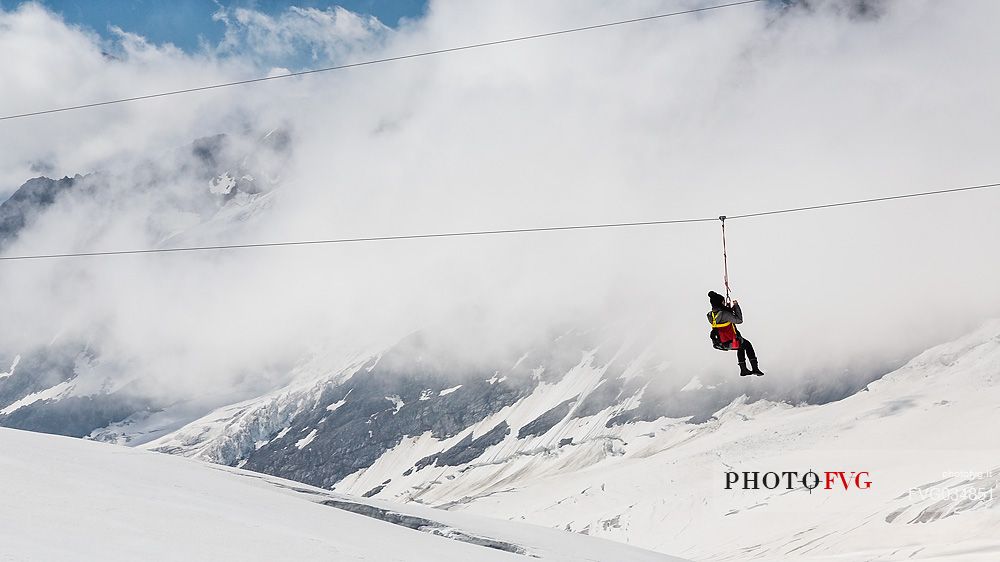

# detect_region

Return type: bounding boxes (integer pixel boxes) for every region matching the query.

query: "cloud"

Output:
[0,3,251,191]
[212,5,388,67]
[0,0,998,415]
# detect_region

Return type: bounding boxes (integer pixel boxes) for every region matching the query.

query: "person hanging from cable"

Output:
[707,291,763,376]
[709,217,763,376]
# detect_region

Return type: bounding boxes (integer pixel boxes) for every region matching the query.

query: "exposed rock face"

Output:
[235,332,601,489]
[416,421,511,471]
[2,392,153,438]
[518,400,574,439]
[0,347,78,412]
[0,175,81,248]
[142,328,674,498]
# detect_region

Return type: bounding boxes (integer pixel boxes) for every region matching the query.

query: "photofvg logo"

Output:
[725,470,871,493]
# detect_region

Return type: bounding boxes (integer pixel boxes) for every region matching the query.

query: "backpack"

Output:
[709,310,741,351]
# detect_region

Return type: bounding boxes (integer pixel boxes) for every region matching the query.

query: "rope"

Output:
[0,216,717,262]
[720,216,731,304]
[725,182,1000,220]
[0,0,765,123]
[0,180,995,263]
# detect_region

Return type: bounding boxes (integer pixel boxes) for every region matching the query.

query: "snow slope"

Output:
[0,427,681,562]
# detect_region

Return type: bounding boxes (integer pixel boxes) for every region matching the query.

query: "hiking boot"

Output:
[750,362,764,376]
[738,362,753,377]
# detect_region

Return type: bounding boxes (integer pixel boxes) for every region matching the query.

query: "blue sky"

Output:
[3,0,427,50]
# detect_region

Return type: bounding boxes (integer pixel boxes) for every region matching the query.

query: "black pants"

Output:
[737,337,758,366]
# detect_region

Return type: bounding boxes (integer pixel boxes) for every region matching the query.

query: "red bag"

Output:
[710,312,740,351]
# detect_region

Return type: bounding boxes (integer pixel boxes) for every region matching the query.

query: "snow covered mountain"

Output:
[0,130,289,442]
[0,427,680,561]
[144,329,659,487]
[144,321,1000,560]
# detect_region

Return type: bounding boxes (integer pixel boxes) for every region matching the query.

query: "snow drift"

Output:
[0,426,681,561]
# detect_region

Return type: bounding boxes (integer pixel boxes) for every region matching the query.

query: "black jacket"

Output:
[707,302,743,326]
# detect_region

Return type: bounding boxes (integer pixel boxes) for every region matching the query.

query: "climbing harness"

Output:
[710,310,740,351]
